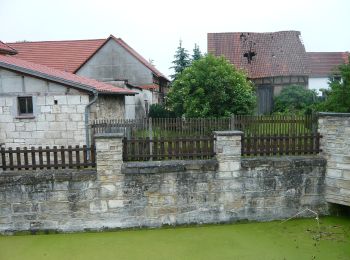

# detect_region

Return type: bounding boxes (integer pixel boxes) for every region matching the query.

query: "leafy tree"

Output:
[166,54,256,117]
[170,40,191,81]
[192,44,202,61]
[273,85,319,115]
[318,56,350,112]
[148,104,176,118]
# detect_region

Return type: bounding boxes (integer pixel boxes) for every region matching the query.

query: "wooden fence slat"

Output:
[31,147,36,170]
[46,146,51,169]
[1,147,6,170]
[16,147,21,170]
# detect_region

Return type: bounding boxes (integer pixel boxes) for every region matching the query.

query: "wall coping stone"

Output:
[122,159,218,174]
[318,112,350,117]
[94,133,124,139]
[241,156,326,169]
[0,169,96,185]
[213,131,244,136]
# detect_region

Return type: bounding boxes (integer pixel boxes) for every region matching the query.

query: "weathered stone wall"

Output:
[0,68,89,147]
[0,132,328,233]
[318,112,350,206]
[89,95,125,120]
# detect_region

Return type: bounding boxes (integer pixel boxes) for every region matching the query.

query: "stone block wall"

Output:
[318,112,350,206]
[0,68,88,147]
[0,132,328,233]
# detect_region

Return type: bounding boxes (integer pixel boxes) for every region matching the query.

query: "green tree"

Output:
[170,40,191,81]
[167,54,256,117]
[192,44,202,61]
[273,85,319,115]
[319,56,350,112]
[148,104,176,118]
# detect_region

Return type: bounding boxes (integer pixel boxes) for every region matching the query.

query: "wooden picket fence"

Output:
[241,133,322,156]
[0,145,96,171]
[233,114,317,136]
[91,114,317,139]
[122,136,216,161]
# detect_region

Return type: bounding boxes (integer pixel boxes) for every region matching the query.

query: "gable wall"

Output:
[0,68,89,147]
[76,40,154,86]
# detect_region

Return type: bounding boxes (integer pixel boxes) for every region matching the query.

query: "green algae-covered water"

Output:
[0,217,349,260]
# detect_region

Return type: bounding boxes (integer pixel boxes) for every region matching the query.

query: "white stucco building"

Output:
[307,52,349,95]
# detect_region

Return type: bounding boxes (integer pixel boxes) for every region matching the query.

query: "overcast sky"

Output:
[1,0,349,78]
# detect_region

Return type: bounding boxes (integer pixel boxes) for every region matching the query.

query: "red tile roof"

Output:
[0,55,135,95]
[7,35,168,80]
[8,39,105,73]
[0,41,17,55]
[208,31,309,79]
[307,52,349,77]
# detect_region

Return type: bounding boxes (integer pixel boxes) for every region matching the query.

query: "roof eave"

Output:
[0,61,97,94]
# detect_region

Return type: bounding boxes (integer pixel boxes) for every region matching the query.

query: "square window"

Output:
[18,96,33,115]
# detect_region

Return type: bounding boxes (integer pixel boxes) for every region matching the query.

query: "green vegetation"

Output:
[148,104,176,118]
[167,54,256,118]
[170,40,191,81]
[1,217,349,260]
[273,85,319,115]
[318,56,350,112]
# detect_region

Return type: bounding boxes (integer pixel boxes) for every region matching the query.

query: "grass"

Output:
[0,216,349,260]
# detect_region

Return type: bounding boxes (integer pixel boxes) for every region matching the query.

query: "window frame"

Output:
[16,96,35,119]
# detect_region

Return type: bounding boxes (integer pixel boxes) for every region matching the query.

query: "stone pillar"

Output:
[318,112,350,206]
[92,133,124,213]
[213,131,243,175]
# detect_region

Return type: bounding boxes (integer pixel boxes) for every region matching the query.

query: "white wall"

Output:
[309,77,329,95]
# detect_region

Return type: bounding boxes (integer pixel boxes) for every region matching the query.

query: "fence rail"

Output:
[123,136,215,161]
[241,133,322,156]
[0,145,96,171]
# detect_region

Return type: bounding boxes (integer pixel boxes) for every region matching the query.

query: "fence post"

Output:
[149,117,153,161]
[213,131,243,173]
[93,133,124,213]
[230,115,235,130]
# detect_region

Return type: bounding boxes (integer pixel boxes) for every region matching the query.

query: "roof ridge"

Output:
[7,38,106,44]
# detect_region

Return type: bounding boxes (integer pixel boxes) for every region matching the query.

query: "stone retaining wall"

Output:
[0,132,328,233]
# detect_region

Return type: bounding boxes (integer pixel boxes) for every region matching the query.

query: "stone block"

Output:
[108,200,123,208]
[12,203,32,213]
[40,105,51,113]
[53,95,67,105]
[67,96,81,105]
[90,200,108,213]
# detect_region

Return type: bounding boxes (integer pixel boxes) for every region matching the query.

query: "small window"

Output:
[18,96,33,115]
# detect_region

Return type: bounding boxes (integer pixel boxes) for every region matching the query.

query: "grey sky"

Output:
[1,0,349,78]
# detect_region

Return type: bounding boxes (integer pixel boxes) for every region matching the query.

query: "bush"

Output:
[167,54,256,117]
[273,85,319,115]
[148,104,176,118]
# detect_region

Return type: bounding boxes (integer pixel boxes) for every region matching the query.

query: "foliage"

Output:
[318,56,350,112]
[148,104,176,118]
[166,54,256,118]
[192,44,202,62]
[273,85,319,115]
[170,40,191,81]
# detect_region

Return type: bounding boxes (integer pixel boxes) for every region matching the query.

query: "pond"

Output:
[0,216,349,260]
